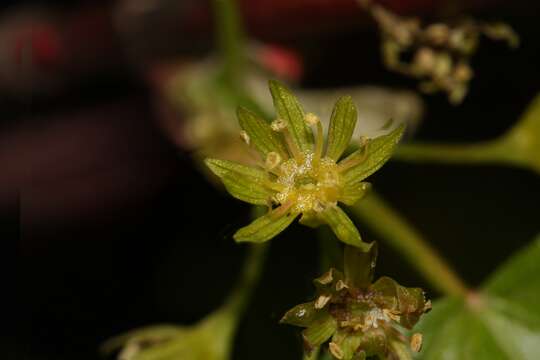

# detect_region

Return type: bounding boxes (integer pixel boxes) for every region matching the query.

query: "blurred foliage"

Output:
[396,93,540,175]
[415,235,540,359]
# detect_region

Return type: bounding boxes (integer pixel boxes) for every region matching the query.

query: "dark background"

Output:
[6,0,540,359]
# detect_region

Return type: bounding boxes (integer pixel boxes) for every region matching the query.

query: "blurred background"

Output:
[7,0,540,359]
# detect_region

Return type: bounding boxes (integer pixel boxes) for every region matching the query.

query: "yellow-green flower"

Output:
[205,80,404,250]
[281,245,431,360]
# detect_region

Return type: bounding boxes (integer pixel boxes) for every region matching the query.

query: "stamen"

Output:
[305,113,324,168]
[262,179,286,192]
[313,200,326,213]
[337,140,371,172]
[265,152,282,171]
[304,112,319,126]
[410,333,423,352]
[271,119,287,131]
[239,130,250,145]
[270,200,294,219]
[329,342,344,359]
[271,119,304,163]
[314,294,331,309]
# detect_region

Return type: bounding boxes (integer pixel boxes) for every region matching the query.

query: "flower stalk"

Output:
[212,0,246,85]
[349,190,468,297]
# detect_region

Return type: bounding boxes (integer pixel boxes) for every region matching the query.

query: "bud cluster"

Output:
[359,0,518,104]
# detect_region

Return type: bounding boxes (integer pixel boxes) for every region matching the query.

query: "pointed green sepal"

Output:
[237,106,288,158]
[358,328,388,357]
[344,244,378,289]
[233,211,298,243]
[331,330,362,360]
[319,206,371,251]
[281,302,319,327]
[339,182,371,206]
[341,125,405,184]
[299,212,325,228]
[205,158,274,205]
[371,276,426,329]
[389,340,413,360]
[302,312,338,349]
[326,96,358,161]
[268,80,314,152]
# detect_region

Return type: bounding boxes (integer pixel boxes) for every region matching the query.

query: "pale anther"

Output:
[271,119,287,132]
[265,152,282,170]
[239,130,250,145]
[304,112,320,126]
[410,333,423,352]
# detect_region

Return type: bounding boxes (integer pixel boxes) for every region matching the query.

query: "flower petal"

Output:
[269,80,314,153]
[319,206,372,252]
[233,211,298,243]
[281,302,319,327]
[339,182,371,206]
[326,96,358,161]
[340,125,405,184]
[205,158,275,205]
[302,311,338,349]
[237,106,288,158]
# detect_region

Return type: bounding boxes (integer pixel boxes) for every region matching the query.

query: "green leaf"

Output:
[339,182,371,206]
[483,234,540,317]
[268,80,314,153]
[344,244,377,289]
[237,106,288,158]
[281,302,319,327]
[341,125,405,184]
[326,96,358,161]
[415,235,540,360]
[318,206,371,252]
[233,211,298,243]
[205,158,274,205]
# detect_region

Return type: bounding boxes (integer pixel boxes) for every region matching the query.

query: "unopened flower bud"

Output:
[425,23,450,45]
[433,53,452,78]
[414,47,436,75]
[454,62,473,82]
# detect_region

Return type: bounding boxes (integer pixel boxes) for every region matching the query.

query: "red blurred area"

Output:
[1,101,179,239]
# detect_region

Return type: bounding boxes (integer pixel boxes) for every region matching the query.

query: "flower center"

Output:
[273,152,342,213]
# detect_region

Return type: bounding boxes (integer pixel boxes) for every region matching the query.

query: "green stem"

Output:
[350,191,468,297]
[394,140,508,165]
[212,0,246,85]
